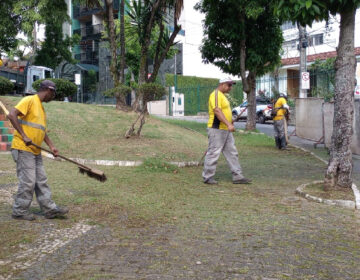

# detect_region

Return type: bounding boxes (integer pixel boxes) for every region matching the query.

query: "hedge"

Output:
[32,78,77,101]
[165,74,219,88]
[0,76,14,95]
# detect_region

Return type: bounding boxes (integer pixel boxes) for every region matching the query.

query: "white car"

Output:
[232,98,273,124]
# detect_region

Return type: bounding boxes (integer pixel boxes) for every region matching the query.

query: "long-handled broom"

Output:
[31,143,107,182]
[0,101,107,182]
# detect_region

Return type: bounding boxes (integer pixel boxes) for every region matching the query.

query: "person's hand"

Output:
[23,135,32,146]
[227,123,235,132]
[51,147,59,157]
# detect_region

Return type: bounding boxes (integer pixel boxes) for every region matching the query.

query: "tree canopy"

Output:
[196,0,283,130]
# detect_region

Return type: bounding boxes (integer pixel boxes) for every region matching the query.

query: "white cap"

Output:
[280,92,287,97]
[219,77,236,84]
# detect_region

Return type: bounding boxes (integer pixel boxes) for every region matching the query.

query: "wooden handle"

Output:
[31,143,91,171]
[0,101,10,115]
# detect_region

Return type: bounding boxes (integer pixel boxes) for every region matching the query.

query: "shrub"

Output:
[0,77,14,95]
[32,78,77,101]
[138,83,166,104]
[104,84,132,109]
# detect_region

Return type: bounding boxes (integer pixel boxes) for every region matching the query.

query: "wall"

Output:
[296,98,360,155]
[295,98,324,141]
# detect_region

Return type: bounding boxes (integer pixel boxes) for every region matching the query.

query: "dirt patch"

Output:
[305,183,355,201]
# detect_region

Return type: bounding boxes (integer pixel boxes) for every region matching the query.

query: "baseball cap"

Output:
[219,77,236,85]
[40,80,56,92]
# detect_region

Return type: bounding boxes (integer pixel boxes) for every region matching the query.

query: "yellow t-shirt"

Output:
[207,90,232,130]
[273,97,287,121]
[11,95,47,155]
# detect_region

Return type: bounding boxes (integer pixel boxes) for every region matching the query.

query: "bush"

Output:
[138,83,166,104]
[32,78,77,101]
[104,84,132,109]
[0,77,14,95]
[165,74,219,88]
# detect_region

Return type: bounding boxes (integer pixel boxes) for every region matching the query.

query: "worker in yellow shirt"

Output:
[8,80,69,221]
[202,77,251,185]
[273,93,290,150]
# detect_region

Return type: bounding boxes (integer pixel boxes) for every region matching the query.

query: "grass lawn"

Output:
[1,97,360,279]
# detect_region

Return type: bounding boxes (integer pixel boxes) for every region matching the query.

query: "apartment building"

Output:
[257,11,360,98]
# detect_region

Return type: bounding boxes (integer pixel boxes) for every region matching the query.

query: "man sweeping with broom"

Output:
[7,80,69,221]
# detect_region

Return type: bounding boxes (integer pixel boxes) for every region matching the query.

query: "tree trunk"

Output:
[105,0,119,87]
[245,72,257,131]
[119,0,125,84]
[324,9,356,189]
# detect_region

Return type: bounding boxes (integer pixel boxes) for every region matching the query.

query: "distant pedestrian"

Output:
[8,80,69,221]
[273,93,290,150]
[202,77,251,185]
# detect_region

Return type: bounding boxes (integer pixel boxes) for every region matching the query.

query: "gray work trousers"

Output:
[274,119,285,138]
[202,128,244,182]
[12,149,57,216]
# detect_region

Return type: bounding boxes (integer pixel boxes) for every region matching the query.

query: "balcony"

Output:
[73,24,104,38]
[73,5,102,19]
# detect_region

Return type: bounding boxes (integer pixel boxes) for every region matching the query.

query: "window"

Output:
[33,75,40,82]
[45,70,51,78]
[309,34,324,46]
[281,21,296,31]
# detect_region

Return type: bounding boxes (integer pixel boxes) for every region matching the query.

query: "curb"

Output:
[41,152,201,168]
[291,144,360,210]
[296,181,356,209]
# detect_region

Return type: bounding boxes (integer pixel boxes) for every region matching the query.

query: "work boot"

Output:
[12,213,36,221]
[45,206,69,219]
[233,178,252,184]
[204,178,218,185]
[275,137,281,149]
[280,136,289,150]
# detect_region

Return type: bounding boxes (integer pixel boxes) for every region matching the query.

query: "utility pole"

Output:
[298,23,308,98]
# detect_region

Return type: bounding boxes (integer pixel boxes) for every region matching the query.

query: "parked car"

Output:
[232,97,273,124]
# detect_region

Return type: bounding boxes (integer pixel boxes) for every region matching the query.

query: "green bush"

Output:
[104,84,132,108]
[138,83,166,104]
[0,76,14,95]
[32,78,77,101]
[165,74,219,88]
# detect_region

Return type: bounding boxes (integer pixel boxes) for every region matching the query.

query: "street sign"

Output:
[301,72,310,90]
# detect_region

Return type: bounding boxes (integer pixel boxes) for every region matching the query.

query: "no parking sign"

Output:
[301,72,310,90]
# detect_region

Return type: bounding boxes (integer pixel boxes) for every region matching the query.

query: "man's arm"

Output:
[7,108,32,145]
[44,134,59,156]
[214,107,235,132]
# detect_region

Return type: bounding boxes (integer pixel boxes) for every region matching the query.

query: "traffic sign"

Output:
[301,72,310,90]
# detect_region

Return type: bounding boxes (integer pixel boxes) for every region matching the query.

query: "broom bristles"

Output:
[78,167,107,182]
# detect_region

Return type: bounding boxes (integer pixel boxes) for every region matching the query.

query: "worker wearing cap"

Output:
[273,92,290,149]
[202,77,251,185]
[8,80,69,221]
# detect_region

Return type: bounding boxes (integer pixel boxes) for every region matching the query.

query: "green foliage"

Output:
[0,0,20,53]
[274,0,360,26]
[165,74,219,88]
[32,78,77,100]
[12,0,79,69]
[136,157,178,173]
[196,0,283,77]
[138,83,166,103]
[104,84,132,98]
[0,77,14,95]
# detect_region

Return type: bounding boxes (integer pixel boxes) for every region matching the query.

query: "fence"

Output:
[173,84,244,116]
